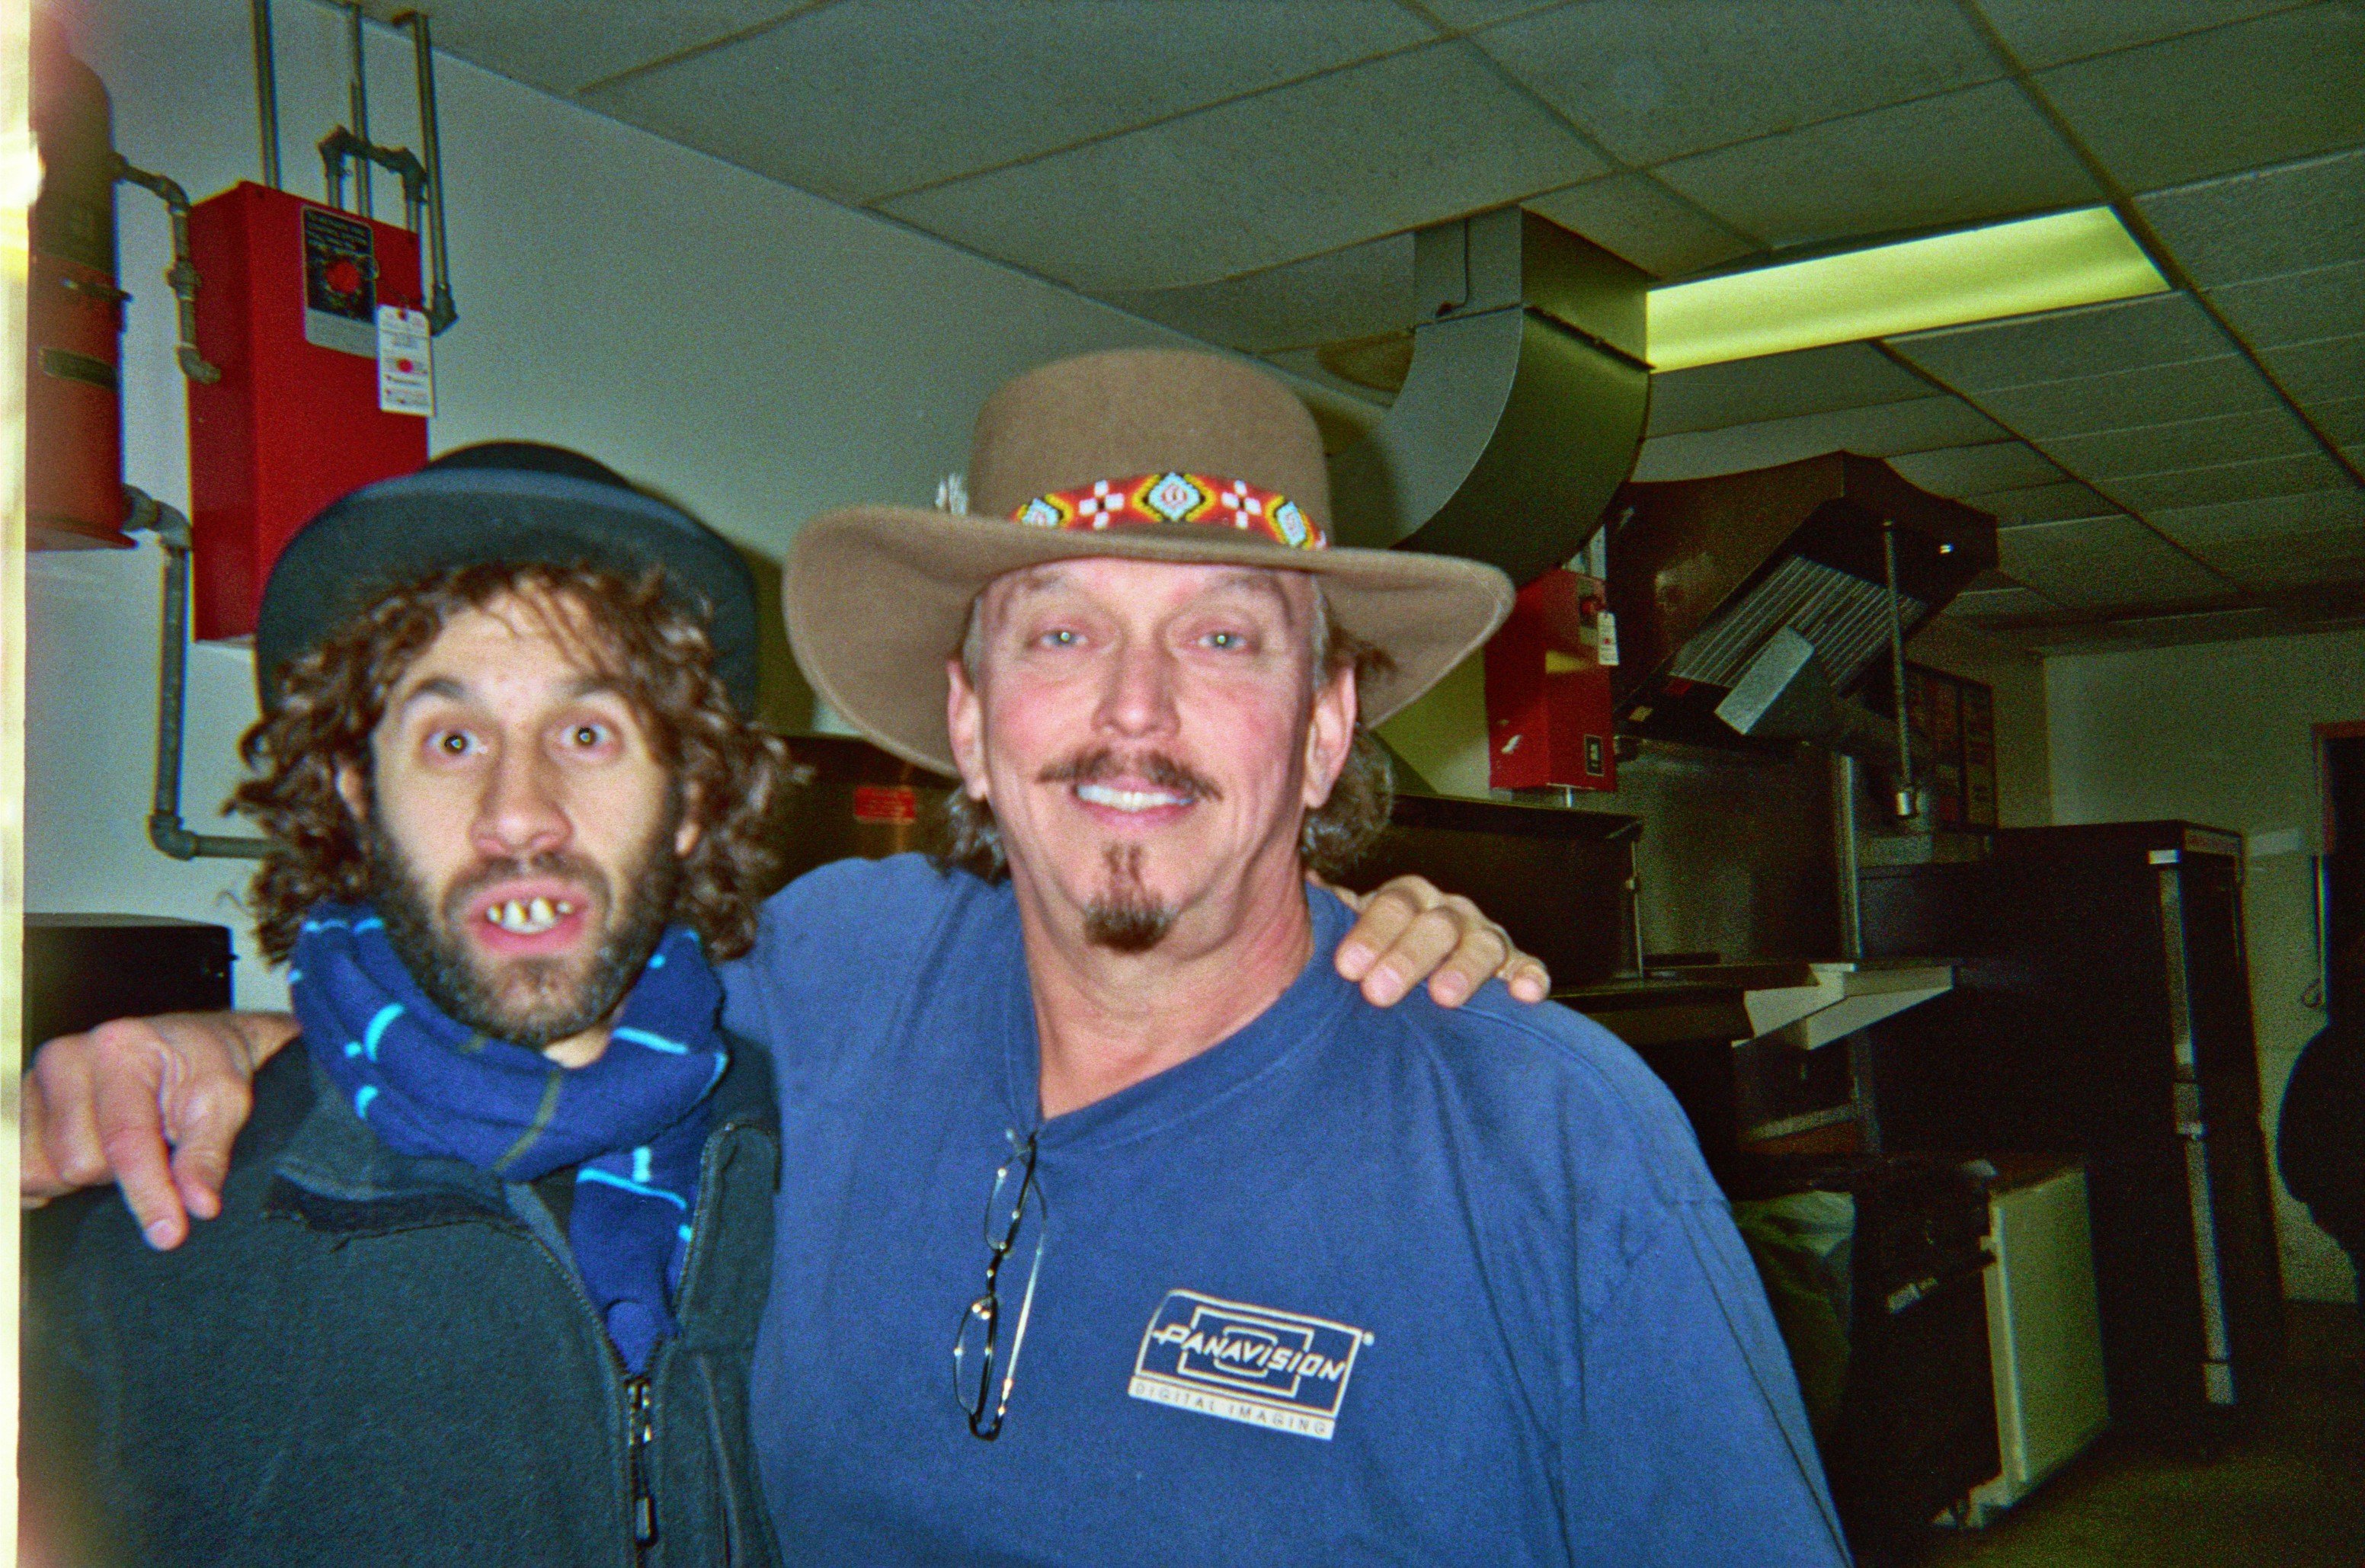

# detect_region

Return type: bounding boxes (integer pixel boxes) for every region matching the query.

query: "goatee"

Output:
[1083,843,1176,954]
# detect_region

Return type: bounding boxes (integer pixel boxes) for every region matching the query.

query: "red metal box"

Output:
[186,181,427,641]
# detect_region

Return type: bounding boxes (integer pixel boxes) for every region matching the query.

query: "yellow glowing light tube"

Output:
[1645,206,2168,372]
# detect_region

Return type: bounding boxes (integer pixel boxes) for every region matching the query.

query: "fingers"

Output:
[1334,876,1437,999]
[91,1047,189,1250]
[165,1072,253,1223]
[1420,894,1511,1009]
[1499,953,1552,1004]
[19,1013,272,1250]
[1334,875,1554,1009]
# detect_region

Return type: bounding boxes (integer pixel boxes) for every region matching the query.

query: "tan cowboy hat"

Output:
[784,348,1514,776]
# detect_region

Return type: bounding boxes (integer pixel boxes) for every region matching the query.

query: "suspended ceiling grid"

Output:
[374,0,2365,651]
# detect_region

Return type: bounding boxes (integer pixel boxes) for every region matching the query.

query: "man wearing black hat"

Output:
[22,444,797,1566]
[21,440,1527,1567]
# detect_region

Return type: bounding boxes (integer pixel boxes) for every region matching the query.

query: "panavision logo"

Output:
[1128,1289,1371,1441]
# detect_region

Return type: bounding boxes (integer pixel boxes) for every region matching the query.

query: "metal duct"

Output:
[1327,206,1652,586]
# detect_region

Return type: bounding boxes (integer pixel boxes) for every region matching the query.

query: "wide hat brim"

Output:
[785,504,1513,777]
[256,466,760,715]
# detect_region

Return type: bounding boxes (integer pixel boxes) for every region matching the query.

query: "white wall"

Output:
[2047,626,2365,1301]
[27,0,1206,1008]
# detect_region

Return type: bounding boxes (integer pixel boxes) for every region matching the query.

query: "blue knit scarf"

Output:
[290,901,726,1372]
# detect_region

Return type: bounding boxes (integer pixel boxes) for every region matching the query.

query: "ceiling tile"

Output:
[1887,292,2229,393]
[2139,143,2365,285]
[1966,480,2124,524]
[1424,0,1568,27]
[2035,4,2365,192]
[1645,344,1935,434]
[2148,485,2365,548]
[2101,450,2354,510]
[2311,395,2365,444]
[1996,514,2232,606]
[1973,0,2310,69]
[2198,522,2365,588]
[1967,354,2283,437]
[1104,235,1413,354]
[1522,174,1759,279]
[1886,440,2067,495]
[2032,405,2322,477]
[1631,395,2004,481]
[880,41,1607,292]
[1653,82,2100,249]
[1944,584,2063,620]
[1470,0,1996,166]
[2260,331,2365,402]
[359,1,805,98]
[2207,260,2365,348]
[2017,608,2272,649]
[584,0,1431,206]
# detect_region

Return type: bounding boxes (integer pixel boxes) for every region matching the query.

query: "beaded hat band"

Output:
[1012,471,1324,551]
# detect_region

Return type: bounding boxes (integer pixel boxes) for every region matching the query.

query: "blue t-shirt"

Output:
[722,856,1848,1566]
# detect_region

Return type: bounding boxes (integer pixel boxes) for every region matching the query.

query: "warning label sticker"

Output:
[377,306,434,418]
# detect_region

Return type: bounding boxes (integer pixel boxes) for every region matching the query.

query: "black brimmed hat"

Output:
[254,443,759,715]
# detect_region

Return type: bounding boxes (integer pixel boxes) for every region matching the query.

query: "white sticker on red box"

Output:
[377,306,434,418]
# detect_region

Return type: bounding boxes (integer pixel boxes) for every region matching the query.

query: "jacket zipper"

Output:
[626,1371,659,1560]
[510,1115,763,1566]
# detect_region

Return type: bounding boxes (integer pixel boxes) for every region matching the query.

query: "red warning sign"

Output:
[852,785,920,825]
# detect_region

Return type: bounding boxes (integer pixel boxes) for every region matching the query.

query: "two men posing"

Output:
[26,351,1848,1564]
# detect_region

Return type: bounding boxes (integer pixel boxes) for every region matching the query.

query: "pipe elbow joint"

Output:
[147,814,200,862]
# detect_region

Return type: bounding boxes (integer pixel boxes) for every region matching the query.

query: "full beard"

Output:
[365,814,686,1050]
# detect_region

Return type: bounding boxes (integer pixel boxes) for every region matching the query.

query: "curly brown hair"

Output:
[937,596,1396,882]
[234,561,791,965]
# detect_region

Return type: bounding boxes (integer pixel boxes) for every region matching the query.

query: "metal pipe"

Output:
[250,0,281,187]
[111,159,222,385]
[1833,753,1864,959]
[1881,520,1915,818]
[121,491,272,862]
[347,2,372,218]
[400,11,458,334]
[317,130,427,225]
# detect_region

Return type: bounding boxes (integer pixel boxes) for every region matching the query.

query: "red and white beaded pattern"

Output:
[1011,472,1323,550]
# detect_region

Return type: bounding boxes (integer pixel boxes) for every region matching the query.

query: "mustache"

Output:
[1037,748,1223,802]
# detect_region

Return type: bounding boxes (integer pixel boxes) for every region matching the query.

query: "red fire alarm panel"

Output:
[186,181,429,641]
[1485,568,1618,793]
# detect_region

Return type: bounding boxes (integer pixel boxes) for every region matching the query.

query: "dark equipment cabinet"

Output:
[1730,1154,2001,1557]
[21,914,234,1061]
[1859,821,2284,1441]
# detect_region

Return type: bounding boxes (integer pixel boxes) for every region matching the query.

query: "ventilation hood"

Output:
[1326,207,1653,586]
[1317,213,1994,767]
[1602,453,1999,754]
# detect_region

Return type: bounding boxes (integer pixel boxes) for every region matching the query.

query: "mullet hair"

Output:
[936,586,1395,882]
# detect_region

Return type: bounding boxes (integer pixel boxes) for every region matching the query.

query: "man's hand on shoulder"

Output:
[22,1011,299,1250]
[1325,873,1552,1008]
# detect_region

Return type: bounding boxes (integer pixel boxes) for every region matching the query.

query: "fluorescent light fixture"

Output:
[1644,206,2168,372]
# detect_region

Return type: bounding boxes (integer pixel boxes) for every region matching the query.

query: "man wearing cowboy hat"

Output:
[725,348,1849,1563]
[26,349,1838,1563]
[20,434,1526,1566]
